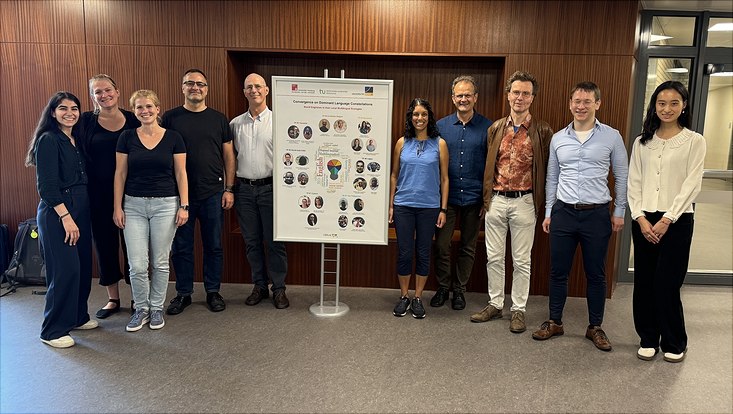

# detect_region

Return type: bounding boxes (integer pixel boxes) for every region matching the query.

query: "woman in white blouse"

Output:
[627,81,705,363]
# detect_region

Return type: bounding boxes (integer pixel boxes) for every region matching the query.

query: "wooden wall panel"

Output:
[0,0,640,298]
[0,43,88,228]
[0,0,85,44]
[83,0,227,47]
[84,45,229,113]
[226,51,505,139]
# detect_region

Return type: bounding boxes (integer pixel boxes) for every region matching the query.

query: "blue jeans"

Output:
[171,191,224,295]
[548,201,611,326]
[123,195,178,312]
[234,182,287,292]
[393,205,440,276]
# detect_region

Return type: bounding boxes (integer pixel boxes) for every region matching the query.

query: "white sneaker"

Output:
[663,351,686,363]
[74,319,99,330]
[637,347,657,361]
[41,335,75,348]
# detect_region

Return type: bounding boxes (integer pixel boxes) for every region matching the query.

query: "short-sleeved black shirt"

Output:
[116,129,186,197]
[74,110,140,187]
[161,106,231,201]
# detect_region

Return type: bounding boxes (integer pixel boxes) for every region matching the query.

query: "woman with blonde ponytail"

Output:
[74,74,140,319]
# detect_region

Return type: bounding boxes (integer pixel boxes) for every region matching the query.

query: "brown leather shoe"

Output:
[532,320,564,340]
[470,304,502,323]
[509,311,526,333]
[585,326,612,351]
[273,290,290,309]
[245,287,268,306]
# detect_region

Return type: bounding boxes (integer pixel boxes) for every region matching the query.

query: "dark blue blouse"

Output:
[35,130,88,207]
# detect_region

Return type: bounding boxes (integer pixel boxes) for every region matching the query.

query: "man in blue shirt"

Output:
[532,81,628,351]
[431,75,491,310]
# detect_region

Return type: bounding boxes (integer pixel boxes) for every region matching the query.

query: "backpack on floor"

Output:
[0,224,10,275]
[2,219,46,288]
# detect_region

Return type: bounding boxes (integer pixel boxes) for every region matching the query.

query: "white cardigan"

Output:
[627,128,706,222]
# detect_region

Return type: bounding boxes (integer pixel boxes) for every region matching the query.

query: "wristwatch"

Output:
[440,208,448,214]
[224,185,234,193]
[179,205,189,211]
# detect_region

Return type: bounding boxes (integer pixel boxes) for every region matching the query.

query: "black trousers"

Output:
[548,201,611,326]
[632,211,694,354]
[89,182,129,286]
[38,186,93,340]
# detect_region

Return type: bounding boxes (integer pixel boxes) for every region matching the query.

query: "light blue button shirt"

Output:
[545,119,628,218]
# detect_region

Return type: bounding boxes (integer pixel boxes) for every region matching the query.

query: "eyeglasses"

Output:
[453,94,475,100]
[510,91,533,98]
[183,81,208,88]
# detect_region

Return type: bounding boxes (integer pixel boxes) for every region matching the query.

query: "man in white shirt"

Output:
[230,73,289,309]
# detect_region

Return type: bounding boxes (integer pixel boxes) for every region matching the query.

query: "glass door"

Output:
[621,11,733,285]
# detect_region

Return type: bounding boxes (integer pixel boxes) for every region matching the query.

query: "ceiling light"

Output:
[711,72,733,77]
[666,68,689,73]
[650,34,673,42]
[709,23,733,31]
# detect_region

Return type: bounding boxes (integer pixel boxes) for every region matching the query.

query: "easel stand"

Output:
[309,243,349,317]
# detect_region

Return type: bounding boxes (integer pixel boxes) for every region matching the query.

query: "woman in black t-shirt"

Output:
[113,89,189,332]
[75,74,140,319]
[26,91,96,348]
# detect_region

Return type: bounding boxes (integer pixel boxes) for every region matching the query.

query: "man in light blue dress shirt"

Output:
[532,81,628,352]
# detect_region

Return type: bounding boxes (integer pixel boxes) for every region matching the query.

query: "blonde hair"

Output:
[88,74,118,114]
[129,90,162,124]
[129,89,161,109]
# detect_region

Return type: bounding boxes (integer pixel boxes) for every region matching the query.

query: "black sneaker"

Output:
[411,297,426,319]
[393,296,411,317]
[166,295,192,315]
[206,292,226,312]
[430,287,449,307]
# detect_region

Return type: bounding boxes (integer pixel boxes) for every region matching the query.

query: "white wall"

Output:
[703,85,733,170]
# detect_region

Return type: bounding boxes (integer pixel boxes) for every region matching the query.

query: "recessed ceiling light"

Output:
[666,68,689,73]
[650,34,673,42]
[709,23,733,32]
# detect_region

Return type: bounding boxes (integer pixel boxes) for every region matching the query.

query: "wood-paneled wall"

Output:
[0,0,640,298]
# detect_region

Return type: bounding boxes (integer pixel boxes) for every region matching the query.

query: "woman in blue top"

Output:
[113,90,189,332]
[389,98,449,319]
[26,91,97,348]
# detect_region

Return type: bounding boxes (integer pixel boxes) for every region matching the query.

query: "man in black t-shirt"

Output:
[162,68,236,315]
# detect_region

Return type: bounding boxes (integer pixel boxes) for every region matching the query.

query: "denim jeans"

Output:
[123,195,178,312]
[548,201,611,326]
[393,205,440,276]
[485,194,536,312]
[171,191,224,296]
[234,182,287,292]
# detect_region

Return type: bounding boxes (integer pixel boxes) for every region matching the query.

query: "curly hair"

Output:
[404,98,440,139]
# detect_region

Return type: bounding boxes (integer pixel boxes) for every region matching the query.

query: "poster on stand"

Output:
[272,76,393,245]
